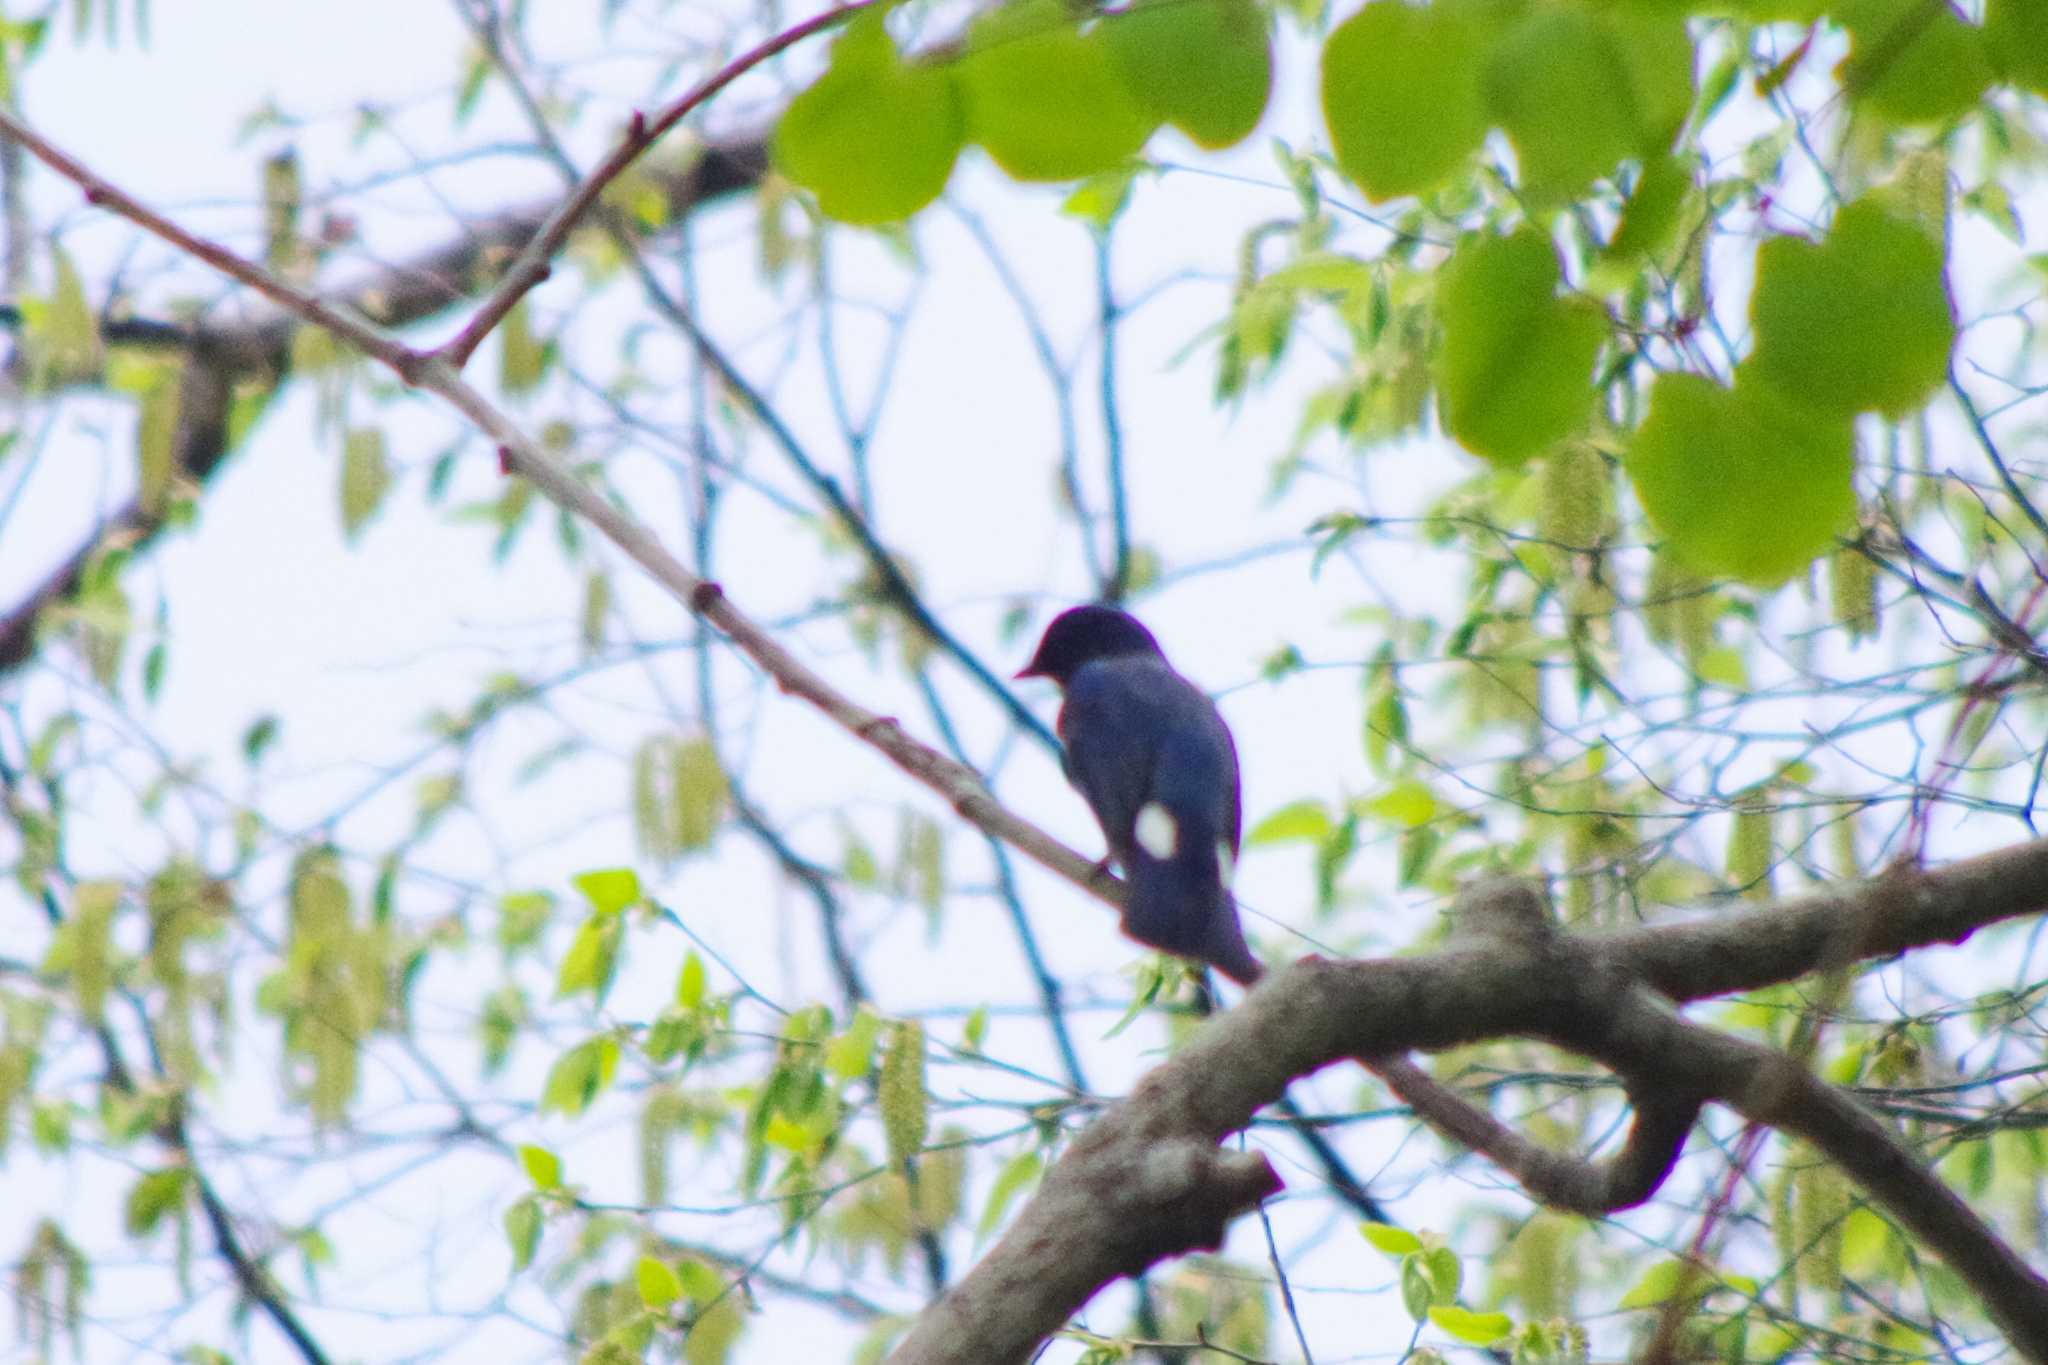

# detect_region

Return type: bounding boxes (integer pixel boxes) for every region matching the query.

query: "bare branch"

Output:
[1369,1055,1701,1216]
[1603,840,2048,1003]
[890,855,2048,1365]
[0,130,772,674]
[0,105,418,373]
[431,2,865,370]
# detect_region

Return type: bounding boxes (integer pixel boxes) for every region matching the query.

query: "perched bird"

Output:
[1016,605,1262,985]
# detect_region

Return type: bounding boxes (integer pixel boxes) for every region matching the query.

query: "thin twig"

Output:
[431,1,867,370]
[0,105,418,374]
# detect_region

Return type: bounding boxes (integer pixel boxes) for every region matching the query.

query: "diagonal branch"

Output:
[431,2,865,370]
[890,871,2048,1365]
[0,130,773,674]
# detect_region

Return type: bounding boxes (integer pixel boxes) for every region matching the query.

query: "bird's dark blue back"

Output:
[1058,656,1240,857]
[1056,654,1257,983]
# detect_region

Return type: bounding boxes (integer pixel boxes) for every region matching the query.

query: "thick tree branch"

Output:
[890,860,2048,1363]
[1362,881,1704,1216]
[1597,988,2048,1359]
[1602,840,2048,1002]
[1369,1054,1700,1216]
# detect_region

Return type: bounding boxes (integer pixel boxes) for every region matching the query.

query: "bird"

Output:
[1015,604,1262,985]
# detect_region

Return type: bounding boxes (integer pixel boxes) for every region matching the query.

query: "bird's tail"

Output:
[1123,807,1262,985]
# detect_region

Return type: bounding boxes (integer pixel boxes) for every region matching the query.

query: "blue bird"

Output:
[1016,605,1262,985]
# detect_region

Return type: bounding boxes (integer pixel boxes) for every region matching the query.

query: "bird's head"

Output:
[1015,605,1164,685]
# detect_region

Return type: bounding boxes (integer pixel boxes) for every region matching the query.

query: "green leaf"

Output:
[1421,1244,1462,1302]
[826,1008,883,1079]
[555,911,623,1002]
[1429,1305,1513,1345]
[676,1258,724,1303]
[1986,0,2048,94]
[1061,166,1139,229]
[1103,0,1270,149]
[672,737,728,851]
[879,1020,928,1166]
[1605,153,1690,263]
[1626,371,1856,585]
[43,881,118,1023]
[1618,1257,1712,1309]
[28,713,80,777]
[499,298,547,396]
[1830,544,1879,641]
[636,1255,684,1311]
[1749,198,1955,418]
[1540,442,1609,550]
[503,1194,542,1272]
[676,950,708,1011]
[1840,1206,1897,1275]
[340,426,392,539]
[1875,147,1951,248]
[414,772,462,833]
[1434,231,1604,466]
[541,1035,620,1117]
[30,1101,72,1152]
[1400,1254,1436,1321]
[124,1167,191,1238]
[977,1151,1043,1240]
[519,1143,563,1190]
[1321,0,1489,202]
[573,867,642,915]
[1840,0,1992,123]
[33,245,101,381]
[903,816,944,920]
[1696,645,1747,688]
[1484,8,1689,197]
[581,571,610,654]
[957,0,1156,182]
[1363,779,1441,829]
[775,12,964,223]
[263,150,301,272]
[684,1291,746,1365]
[135,367,181,517]
[1360,1221,1423,1256]
[1728,796,1774,896]
[1261,251,1373,295]
[1246,799,1332,846]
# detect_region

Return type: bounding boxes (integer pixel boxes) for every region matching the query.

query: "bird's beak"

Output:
[1013,665,1041,681]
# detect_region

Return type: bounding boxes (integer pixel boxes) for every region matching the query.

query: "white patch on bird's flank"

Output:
[1135,802,1179,860]
[1217,841,1236,888]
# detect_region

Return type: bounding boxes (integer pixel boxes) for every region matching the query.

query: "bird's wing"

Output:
[1063,657,1241,855]
[1058,660,1171,854]
[1149,698,1239,857]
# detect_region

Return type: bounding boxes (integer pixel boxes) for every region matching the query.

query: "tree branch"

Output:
[2,759,334,1365]
[0,128,773,674]
[431,2,864,370]
[889,864,2048,1365]
[1369,1054,1700,1216]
